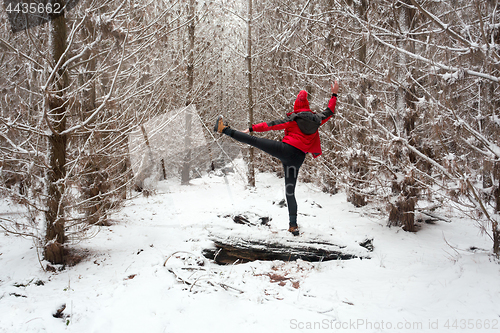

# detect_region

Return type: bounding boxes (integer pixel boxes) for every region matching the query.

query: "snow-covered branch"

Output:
[370,32,500,83]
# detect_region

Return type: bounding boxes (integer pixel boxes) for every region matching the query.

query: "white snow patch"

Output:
[0,167,499,333]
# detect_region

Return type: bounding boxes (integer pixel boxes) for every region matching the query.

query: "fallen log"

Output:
[203,232,373,264]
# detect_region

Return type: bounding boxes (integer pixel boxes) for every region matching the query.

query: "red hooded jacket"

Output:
[250,90,337,158]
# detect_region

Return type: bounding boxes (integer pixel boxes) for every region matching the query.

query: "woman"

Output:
[214,81,339,235]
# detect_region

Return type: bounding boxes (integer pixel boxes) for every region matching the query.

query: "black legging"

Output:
[223,128,306,227]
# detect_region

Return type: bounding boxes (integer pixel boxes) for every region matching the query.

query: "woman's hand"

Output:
[242,128,250,134]
[331,81,339,95]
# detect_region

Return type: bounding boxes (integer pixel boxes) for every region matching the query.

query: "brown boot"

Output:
[288,226,299,236]
[214,115,228,134]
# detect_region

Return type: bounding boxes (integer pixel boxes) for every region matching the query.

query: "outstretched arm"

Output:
[242,119,291,133]
[318,81,339,123]
[242,115,295,133]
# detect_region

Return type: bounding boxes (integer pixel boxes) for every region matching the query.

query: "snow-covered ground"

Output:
[1,163,499,333]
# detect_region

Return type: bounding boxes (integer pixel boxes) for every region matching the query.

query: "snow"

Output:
[493,114,500,127]
[1,163,499,333]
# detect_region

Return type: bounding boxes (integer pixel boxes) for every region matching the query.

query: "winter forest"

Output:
[1,0,499,261]
[1,0,500,330]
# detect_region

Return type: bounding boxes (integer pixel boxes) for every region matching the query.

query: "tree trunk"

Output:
[493,221,500,256]
[347,0,369,207]
[494,161,500,255]
[389,172,418,232]
[391,0,419,232]
[495,161,500,213]
[79,15,103,225]
[246,0,256,187]
[44,3,68,264]
[181,0,196,185]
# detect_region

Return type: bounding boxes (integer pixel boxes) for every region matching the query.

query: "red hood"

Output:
[292,90,311,113]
